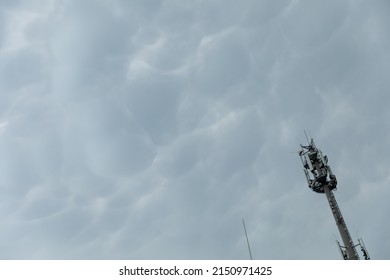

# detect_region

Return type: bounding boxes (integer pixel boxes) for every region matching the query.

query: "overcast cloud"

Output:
[0,0,389,259]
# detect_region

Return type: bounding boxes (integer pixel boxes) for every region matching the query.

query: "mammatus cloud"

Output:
[0,0,389,259]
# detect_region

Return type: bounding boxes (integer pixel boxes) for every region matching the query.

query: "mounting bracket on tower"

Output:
[299,138,337,193]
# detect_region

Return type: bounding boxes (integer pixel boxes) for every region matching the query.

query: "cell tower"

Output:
[298,138,370,260]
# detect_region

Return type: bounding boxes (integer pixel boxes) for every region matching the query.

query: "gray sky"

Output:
[0,0,389,259]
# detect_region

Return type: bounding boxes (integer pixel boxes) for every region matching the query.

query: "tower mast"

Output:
[298,138,369,260]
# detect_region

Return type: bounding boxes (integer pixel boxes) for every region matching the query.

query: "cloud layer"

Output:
[0,0,389,259]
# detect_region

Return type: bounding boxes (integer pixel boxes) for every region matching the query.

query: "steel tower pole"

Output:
[298,138,369,260]
[323,185,359,260]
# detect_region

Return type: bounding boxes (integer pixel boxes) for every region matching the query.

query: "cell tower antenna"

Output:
[298,138,369,260]
[304,129,310,145]
[242,218,253,260]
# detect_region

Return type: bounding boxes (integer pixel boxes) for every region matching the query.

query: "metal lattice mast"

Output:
[298,138,369,260]
[323,185,358,259]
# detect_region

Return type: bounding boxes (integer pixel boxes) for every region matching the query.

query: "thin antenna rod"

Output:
[242,218,253,260]
[304,129,310,144]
